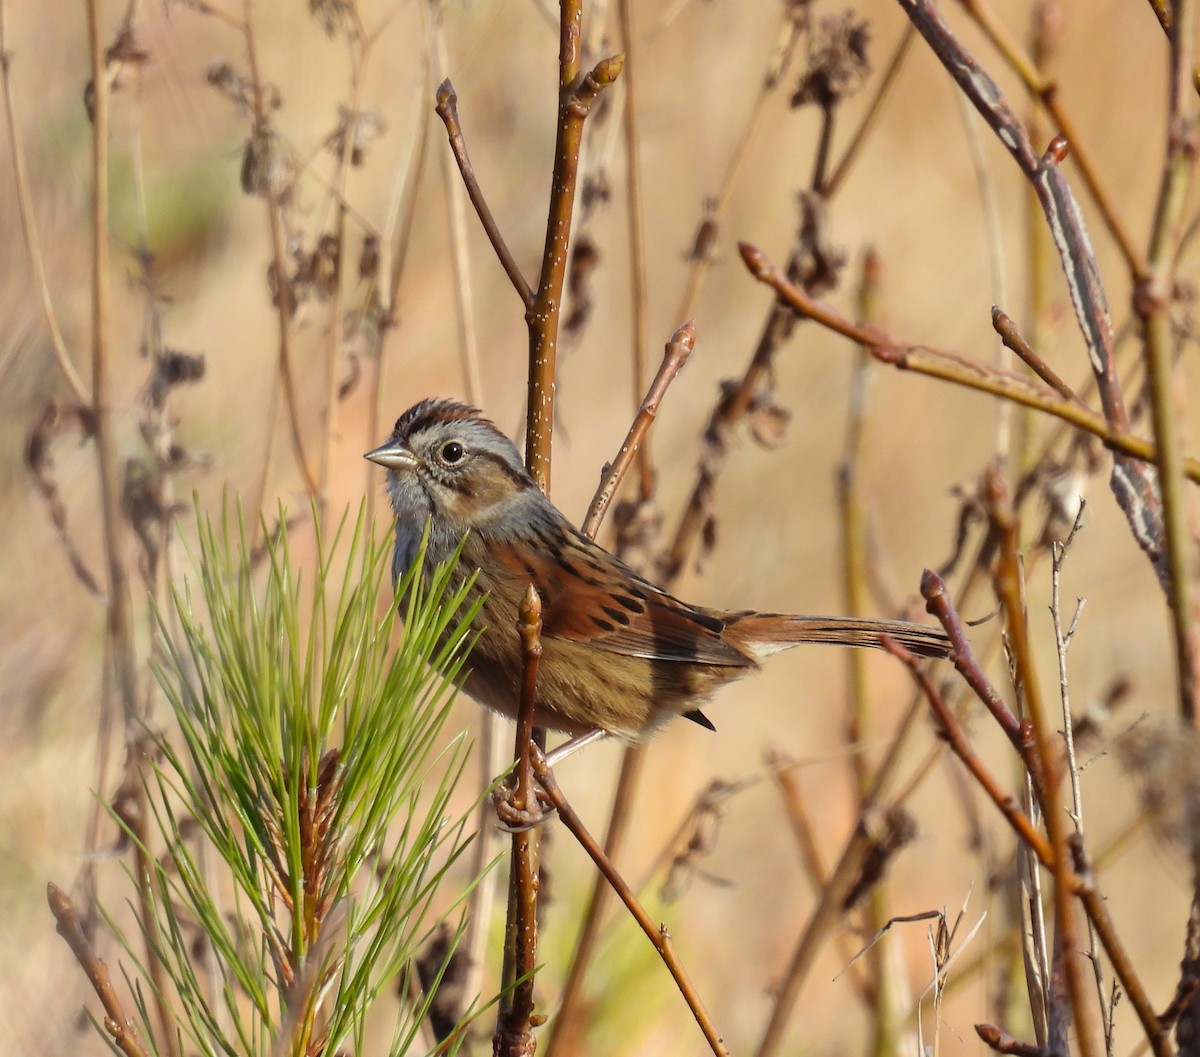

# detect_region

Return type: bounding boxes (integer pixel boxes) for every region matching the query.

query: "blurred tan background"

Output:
[0,0,1190,1054]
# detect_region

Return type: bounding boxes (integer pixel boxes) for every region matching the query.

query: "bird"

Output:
[366,398,951,740]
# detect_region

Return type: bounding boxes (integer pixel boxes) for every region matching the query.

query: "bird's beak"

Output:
[364,439,418,471]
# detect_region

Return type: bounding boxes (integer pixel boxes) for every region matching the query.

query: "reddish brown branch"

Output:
[524,51,623,492]
[881,636,1051,863]
[919,569,1024,749]
[494,586,545,1057]
[737,241,1200,484]
[895,0,1167,596]
[434,79,533,309]
[48,883,151,1057]
[976,1023,1056,1057]
[582,322,696,537]
[530,747,730,1057]
[893,583,1171,1057]
[991,307,1080,404]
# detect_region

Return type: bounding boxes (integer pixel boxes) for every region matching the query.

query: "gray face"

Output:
[366,399,535,581]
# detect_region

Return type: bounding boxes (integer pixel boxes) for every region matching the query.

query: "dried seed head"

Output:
[791,13,872,110]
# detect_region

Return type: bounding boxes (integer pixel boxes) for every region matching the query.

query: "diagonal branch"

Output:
[531,746,730,1057]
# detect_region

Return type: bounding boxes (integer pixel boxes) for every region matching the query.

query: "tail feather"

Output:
[726,613,952,662]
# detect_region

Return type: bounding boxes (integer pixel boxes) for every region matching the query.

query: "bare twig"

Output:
[840,247,896,1051]
[672,3,806,325]
[368,30,434,525]
[48,883,150,1057]
[992,307,1080,404]
[0,0,90,404]
[825,24,916,196]
[767,751,874,1007]
[1051,508,1113,1046]
[957,0,1149,282]
[754,689,934,1057]
[897,0,1168,607]
[531,747,730,1057]
[1138,0,1200,721]
[541,744,647,1057]
[976,1022,1055,1057]
[906,582,1172,1057]
[241,1,318,498]
[615,0,653,500]
[738,242,1200,484]
[434,79,533,309]
[987,469,1098,1057]
[582,322,695,536]
[317,25,375,533]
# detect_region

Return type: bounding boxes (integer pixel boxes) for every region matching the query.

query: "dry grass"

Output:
[2,0,1197,1055]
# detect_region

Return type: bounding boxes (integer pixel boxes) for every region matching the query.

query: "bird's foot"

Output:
[492,774,555,832]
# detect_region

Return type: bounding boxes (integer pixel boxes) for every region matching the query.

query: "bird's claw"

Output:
[492,775,555,832]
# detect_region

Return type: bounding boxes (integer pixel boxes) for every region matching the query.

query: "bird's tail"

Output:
[726,612,952,661]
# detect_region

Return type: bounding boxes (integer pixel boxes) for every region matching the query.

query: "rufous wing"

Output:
[493,530,752,668]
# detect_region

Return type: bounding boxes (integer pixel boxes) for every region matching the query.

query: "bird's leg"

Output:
[545,727,611,766]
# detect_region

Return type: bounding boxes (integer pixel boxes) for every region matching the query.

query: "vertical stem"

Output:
[524,0,588,490]
[989,471,1098,1057]
[1143,0,1200,722]
[86,0,136,727]
[84,7,178,1055]
[243,0,318,500]
[616,0,652,500]
[840,250,894,1056]
[495,587,544,1056]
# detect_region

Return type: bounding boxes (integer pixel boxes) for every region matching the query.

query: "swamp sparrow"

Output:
[366,399,951,740]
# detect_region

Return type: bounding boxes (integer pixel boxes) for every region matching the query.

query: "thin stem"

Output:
[825,24,915,196]
[434,79,533,309]
[616,0,653,500]
[673,5,805,325]
[755,686,931,1057]
[317,29,372,533]
[1052,513,1113,1045]
[582,322,695,537]
[85,7,179,1053]
[840,250,894,1051]
[432,83,484,408]
[48,884,150,1057]
[531,748,730,1057]
[912,577,1171,1057]
[1141,0,1200,721]
[956,89,1012,462]
[767,752,875,1007]
[659,300,796,585]
[86,0,136,729]
[992,307,1079,402]
[958,0,1148,282]
[243,0,318,497]
[369,40,434,526]
[738,242,1200,483]
[0,0,89,403]
[541,744,648,1057]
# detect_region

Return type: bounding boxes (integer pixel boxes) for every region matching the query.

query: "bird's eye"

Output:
[441,441,465,464]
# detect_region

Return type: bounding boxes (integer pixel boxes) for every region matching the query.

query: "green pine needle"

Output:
[105,500,489,1057]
